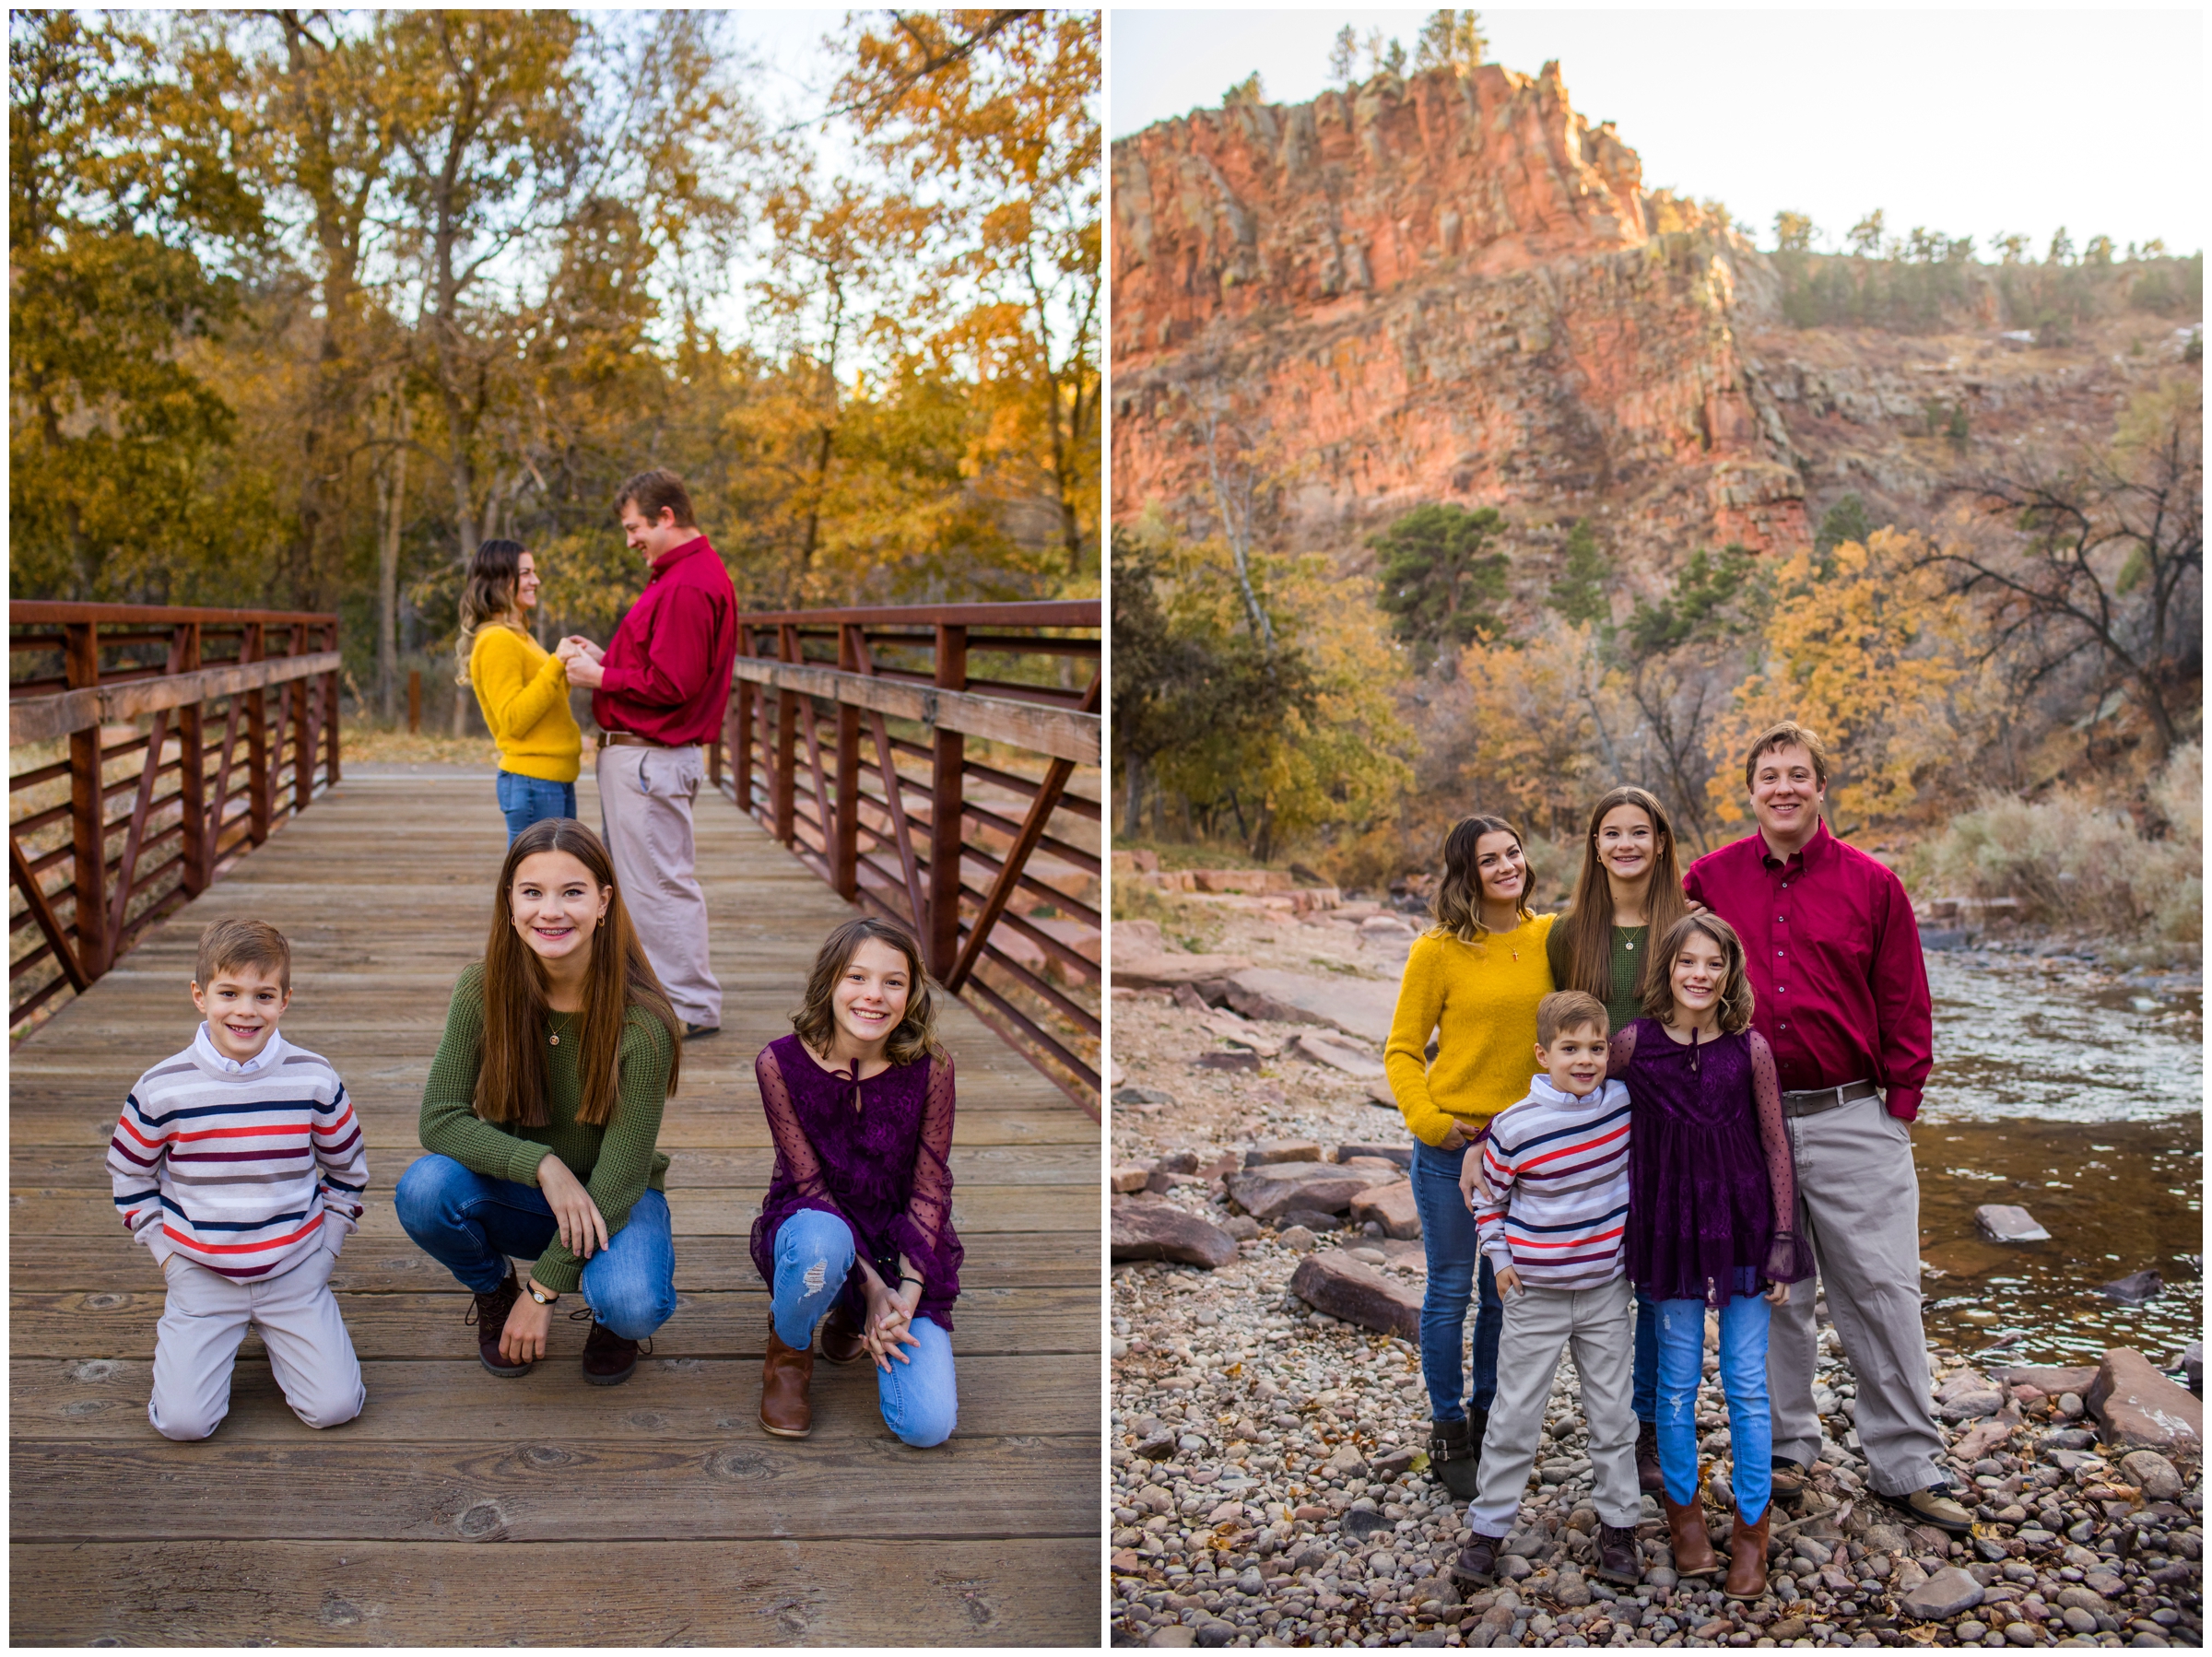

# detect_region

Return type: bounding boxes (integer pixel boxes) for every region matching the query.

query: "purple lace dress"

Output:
[747,1034,963,1331]
[1612,1017,1815,1307]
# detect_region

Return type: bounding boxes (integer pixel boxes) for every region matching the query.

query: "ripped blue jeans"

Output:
[1654,1292,1773,1520]
[771,1208,958,1448]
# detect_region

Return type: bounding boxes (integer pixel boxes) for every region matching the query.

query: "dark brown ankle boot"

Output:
[818,1300,866,1366]
[1723,1503,1771,1600]
[1635,1419,1665,1493]
[578,1311,644,1386]
[1661,1487,1720,1578]
[759,1328,815,1438]
[465,1270,531,1378]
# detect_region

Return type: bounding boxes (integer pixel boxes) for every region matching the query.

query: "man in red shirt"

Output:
[558,469,737,1035]
[1683,721,1970,1536]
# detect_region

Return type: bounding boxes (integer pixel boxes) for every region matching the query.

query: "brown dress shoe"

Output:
[1661,1487,1720,1578]
[466,1270,531,1377]
[1448,1533,1504,1587]
[818,1301,866,1366]
[1723,1503,1772,1600]
[759,1327,815,1438]
[1635,1419,1665,1494]
[1594,1522,1643,1586]
[579,1312,645,1386]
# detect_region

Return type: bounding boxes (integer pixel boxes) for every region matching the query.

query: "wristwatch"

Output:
[527,1280,559,1305]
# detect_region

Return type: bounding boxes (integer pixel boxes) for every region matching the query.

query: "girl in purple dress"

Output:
[1611,912,1813,1601]
[749,917,961,1446]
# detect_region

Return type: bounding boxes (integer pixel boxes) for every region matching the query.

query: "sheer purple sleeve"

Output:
[1606,1022,1639,1079]
[756,1045,849,1225]
[888,1053,958,1294]
[1747,1030,1815,1283]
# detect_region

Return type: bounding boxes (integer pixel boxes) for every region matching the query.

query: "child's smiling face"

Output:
[1670,930,1731,1021]
[1535,1022,1608,1098]
[192,965,290,1064]
[832,936,912,1052]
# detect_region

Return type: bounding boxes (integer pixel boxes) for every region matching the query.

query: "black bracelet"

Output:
[899,1274,924,1289]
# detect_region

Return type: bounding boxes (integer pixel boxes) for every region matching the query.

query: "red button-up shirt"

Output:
[591,536,738,747]
[1683,819,1934,1122]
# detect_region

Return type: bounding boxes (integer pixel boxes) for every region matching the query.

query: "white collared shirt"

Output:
[194,1022,289,1075]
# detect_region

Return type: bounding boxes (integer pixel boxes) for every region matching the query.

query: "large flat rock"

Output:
[1225,1162,1394,1224]
[1290,1251,1421,1341]
[1111,1198,1238,1269]
[2086,1347,2204,1451]
[1349,1180,1421,1240]
[1226,968,1399,1044]
[1112,951,1255,988]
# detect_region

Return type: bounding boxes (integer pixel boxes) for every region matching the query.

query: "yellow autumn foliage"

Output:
[1455,618,1633,840]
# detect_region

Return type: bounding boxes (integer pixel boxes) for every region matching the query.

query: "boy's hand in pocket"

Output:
[1495,1263,1524,1299]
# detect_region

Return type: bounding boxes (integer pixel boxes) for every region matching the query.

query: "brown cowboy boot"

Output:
[759,1327,815,1438]
[1723,1503,1772,1601]
[818,1300,866,1366]
[1661,1487,1720,1578]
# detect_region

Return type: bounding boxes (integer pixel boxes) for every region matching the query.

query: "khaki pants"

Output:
[1469,1273,1639,1534]
[1766,1094,1944,1497]
[596,743,721,1028]
[150,1240,363,1440]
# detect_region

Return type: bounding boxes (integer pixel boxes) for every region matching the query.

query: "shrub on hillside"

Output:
[1915,745,2201,943]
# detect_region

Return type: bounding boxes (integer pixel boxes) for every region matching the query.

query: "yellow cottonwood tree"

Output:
[1707,529,1976,829]
[1454,619,1634,840]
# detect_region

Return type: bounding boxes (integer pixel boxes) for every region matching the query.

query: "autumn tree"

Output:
[1371,502,1509,671]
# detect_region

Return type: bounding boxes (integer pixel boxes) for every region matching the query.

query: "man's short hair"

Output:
[1743,720,1831,791]
[614,467,697,530]
[194,919,291,992]
[1536,989,1608,1047]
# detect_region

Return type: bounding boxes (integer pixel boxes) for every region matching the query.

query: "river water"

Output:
[1912,948,2202,1366]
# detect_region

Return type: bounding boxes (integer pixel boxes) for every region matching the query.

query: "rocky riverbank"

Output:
[1107,992,2205,1649]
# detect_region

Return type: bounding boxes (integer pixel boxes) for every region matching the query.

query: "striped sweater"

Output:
[1474,1075,1630,1291]
[107,1028,369,1279]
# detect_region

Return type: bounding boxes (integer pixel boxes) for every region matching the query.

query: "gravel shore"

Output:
[1108,990,2205,1650]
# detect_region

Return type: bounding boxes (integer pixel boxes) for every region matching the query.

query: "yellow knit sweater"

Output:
[468,625,582,783]
[1384,912,1559,1146]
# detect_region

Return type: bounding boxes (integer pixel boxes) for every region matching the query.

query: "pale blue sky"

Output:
[1108,8,2205,257]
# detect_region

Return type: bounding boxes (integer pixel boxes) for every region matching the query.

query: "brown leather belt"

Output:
[1782,1078,1879,1118]
[596,730,685,750]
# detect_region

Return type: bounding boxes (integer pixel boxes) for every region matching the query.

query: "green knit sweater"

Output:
[418,962,673,1293]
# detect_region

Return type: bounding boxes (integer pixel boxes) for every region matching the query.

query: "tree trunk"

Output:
[378,396,408,723]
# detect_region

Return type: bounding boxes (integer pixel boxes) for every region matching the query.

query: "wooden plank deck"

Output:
[9,764,1103,1647]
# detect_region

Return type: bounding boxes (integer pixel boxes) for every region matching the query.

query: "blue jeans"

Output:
[1409,1139,1501,1422]
[1633,1282,1659,1421]
[394,1154,677,1340]
[496,770,578,843]
[1655,1292,1773,1520]
[771,1208,958,1448]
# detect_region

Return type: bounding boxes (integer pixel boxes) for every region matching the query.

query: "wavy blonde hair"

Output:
[1426,814,1537,945]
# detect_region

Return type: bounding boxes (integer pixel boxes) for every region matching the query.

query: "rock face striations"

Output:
[1111,63,1816,558]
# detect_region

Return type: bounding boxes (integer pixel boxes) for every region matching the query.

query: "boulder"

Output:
[2099,1269,2165,1304]
[1112,951,1255,989]
[2085,1348,2203,1451]
[1289,1250,1422,1340]
[1225,967,1399,1044]
[1222,1215,1261,1241]
[1335,1142,1415,1168]
[1936,1369,2006,1422]
[1202,1011,1283,1055]
[2005,1363,2100,1398]
[1294,1031,1388,1077]
[1900,1565,1986,1621]
[1245,1139,1324,1167]
[1112,1165,1153,1193]
[1279,1208,1343,1233]
[1277,1224,1319,1252]
[1226,1161,1387,1222]
[1349,1179,1422,1240]
[1974,1204,2051,1242]
[1111,1199,1239,1269]
[1363,1077,1401,1111]
[2119,1450,2183,1500]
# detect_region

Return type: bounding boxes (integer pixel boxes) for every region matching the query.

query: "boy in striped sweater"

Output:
[1450,990,1642,1589]
[106,919,368,1440]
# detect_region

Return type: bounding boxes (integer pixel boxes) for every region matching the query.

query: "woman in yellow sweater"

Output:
[457,539,583,842]
[1385,812,1557,1499]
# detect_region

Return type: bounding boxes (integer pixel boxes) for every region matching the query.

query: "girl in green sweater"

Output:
[456,538,583,842]
[398,818,682,1386]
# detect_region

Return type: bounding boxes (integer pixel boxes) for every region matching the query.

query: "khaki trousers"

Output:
[150,1239,363,1440]
[596,743,721,1028]
[1469,1274,1639,1534]
[1766,1094,1944,1497]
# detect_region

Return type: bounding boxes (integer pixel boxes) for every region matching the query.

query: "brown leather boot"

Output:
[1723,1503,1771,1601]
[818,1301,866,1366]
[578,1313,644,1386]
[465,1270,531,1378]
[1661,1487,1720,1578]
[759,1327,815,1438]
[1635,1419,1665,1493]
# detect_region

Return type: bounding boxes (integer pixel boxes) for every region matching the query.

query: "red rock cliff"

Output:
[1112,63,1811,558]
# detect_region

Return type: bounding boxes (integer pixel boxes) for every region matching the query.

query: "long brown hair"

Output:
[1557,786,1689,1005]
[1427,814,1536,945]
[791,916,945,1067]
[477,818,681,1128]
[1641,911,1756,1034]
[454,538,530,686]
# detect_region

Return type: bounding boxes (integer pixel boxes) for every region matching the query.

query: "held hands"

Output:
[862,1275,924,1371]
[558,635,606,687]
[535,1153,609,1260]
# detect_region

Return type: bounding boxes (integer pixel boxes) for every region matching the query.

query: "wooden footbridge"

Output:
[8,605,1102,1645]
